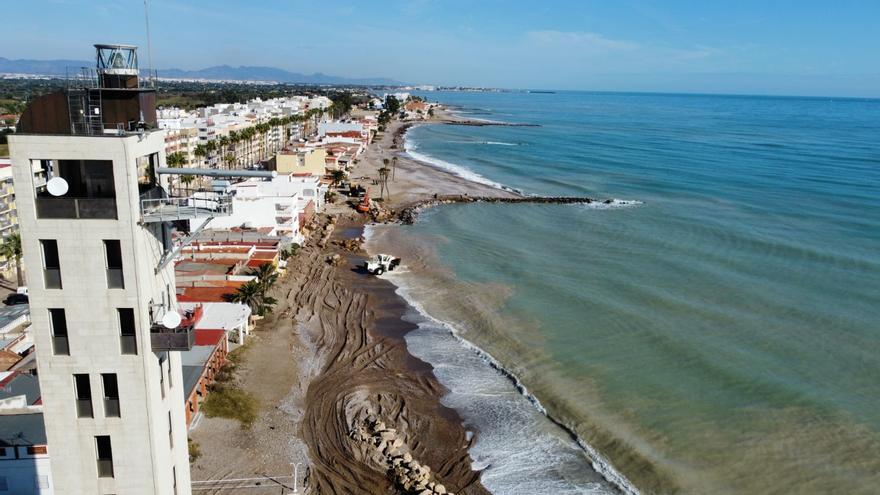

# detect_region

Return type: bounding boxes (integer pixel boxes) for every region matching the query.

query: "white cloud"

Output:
[525,30,640,52]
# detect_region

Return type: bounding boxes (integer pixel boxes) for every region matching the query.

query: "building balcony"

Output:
[150,322,195,352]
[35,197,117,220]
[140,188,233,223]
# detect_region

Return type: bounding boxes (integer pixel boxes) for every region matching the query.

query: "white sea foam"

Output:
[404,130,515,192]
[578,199,644,209]
[366,224,640,495]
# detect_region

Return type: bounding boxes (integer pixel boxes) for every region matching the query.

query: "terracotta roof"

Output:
[0,350,22,371]
[194,329,226,346]
[177,286,239,303]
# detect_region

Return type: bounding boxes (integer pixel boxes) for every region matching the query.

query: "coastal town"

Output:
[0,43,526,495]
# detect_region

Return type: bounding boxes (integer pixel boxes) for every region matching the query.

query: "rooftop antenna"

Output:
[143,0,155,87]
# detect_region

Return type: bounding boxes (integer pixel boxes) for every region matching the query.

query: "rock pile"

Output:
[398,195,609,224]
[318,215,338,248]
[349,416,454,495]
[325,254,343,266]
[333,237,364,252]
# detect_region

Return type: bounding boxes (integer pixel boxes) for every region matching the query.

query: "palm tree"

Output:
[0,233,23,286]
[378,166,391,200]
[392,156,398,181]
[193,144,207,168]
[230,280,266,315]
[330,169,346,188]
[249,263,278,293]
[224,153,236,170]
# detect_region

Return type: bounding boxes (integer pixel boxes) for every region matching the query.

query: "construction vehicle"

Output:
[356,189,371,213]
[364,254,401,275]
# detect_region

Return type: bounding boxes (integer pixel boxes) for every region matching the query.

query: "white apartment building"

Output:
[201,175,324,245]
[9,44,194,495]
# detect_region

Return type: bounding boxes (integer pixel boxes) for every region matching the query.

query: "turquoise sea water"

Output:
[376,92,880,494]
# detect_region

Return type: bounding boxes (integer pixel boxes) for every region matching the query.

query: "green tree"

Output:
[330,169,346,187]
[0,232,23,286]
[230,280,276,316]
[384,95,401,115]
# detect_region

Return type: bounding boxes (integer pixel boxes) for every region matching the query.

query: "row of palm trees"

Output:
[189,108,326,171]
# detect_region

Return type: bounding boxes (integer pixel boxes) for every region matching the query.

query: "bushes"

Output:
[202,382,258,428]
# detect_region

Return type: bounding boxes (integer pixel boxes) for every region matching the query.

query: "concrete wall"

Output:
[8,132,192,494]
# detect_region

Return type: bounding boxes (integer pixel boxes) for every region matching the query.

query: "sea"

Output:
[365,91,880,494]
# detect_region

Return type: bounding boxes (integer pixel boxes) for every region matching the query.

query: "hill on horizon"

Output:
[0,56,404,86]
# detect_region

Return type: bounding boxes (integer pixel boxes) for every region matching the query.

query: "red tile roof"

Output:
[194,329,226,346]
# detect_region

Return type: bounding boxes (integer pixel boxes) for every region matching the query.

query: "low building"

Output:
[178,302,251,344]
[181,332,229,428]
[272,147,328,176]
[0,413,52,494]
[197,175,324,245]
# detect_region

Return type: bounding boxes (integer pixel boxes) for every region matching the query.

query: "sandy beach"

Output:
[189,110,516,494]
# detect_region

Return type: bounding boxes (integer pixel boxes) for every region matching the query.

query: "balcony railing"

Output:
[150,322,195,352]
[44,268,62,289]
[76,398,93,418]
[97,459,114,478]
[104,398,120,418]
[141,190,233,223]
[120,334,137,355]
[35,197,117,220]
[106,268,124,289]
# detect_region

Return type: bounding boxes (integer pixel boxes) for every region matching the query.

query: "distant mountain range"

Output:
[0,57,404,86]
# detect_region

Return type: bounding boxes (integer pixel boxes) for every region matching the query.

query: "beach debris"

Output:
[333,237,363,252]
[325,254,343,266]
[348,416,454,495]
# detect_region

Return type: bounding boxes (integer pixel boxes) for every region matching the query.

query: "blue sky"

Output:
[5,0,880,96]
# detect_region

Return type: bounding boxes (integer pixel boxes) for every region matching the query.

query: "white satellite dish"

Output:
[270,171,278,178]
[46,177,69,197]
[161,311,182,329]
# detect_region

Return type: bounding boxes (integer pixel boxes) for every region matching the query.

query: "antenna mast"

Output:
[143,0,155,87]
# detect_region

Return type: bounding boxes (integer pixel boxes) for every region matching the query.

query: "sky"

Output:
[5,0,880,97]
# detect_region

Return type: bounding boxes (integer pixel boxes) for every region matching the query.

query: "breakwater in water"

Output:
[398,195,635,224]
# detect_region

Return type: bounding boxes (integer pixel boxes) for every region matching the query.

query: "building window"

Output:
[74,374,93,418]
[27,446,48,455]
[40,240,62,289]
[168,411,173,449]
[35,160,117,220]
[158,355,166,399]
[173,466,178,495]
[49,308,69,355]
[95,435,114,478]
[102,374,120,418]
[0,476,7,491]
[104,240,124,289]
[118,308,137,355]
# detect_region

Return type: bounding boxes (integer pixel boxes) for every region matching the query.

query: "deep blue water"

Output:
[388,91,880,494]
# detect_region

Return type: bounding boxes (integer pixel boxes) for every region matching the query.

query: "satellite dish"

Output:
[270,171,278,178]
[46,177,69,197]
[161,311,182,329]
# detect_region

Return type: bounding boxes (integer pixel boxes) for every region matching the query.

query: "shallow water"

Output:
[375,91,880,494]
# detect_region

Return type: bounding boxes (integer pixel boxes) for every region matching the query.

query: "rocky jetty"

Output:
[398,195,608,224]
[349,416,455,495]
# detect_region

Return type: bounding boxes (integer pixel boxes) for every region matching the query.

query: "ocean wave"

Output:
[404,130,521,193]
[447,140,523,146]
[578,199,644,209]
[365,227,641,495]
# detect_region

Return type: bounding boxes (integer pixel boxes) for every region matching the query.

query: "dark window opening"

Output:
[95,436,114,478]
[40,240,62,289]
[74,374,93,418]
[102,374,120,418]
[104,240,124,289]
[35,159,117,219]
[49,308,69,355]
[118,308,137,355]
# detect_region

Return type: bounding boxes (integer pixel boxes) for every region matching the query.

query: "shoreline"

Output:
[360,113,639,494]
